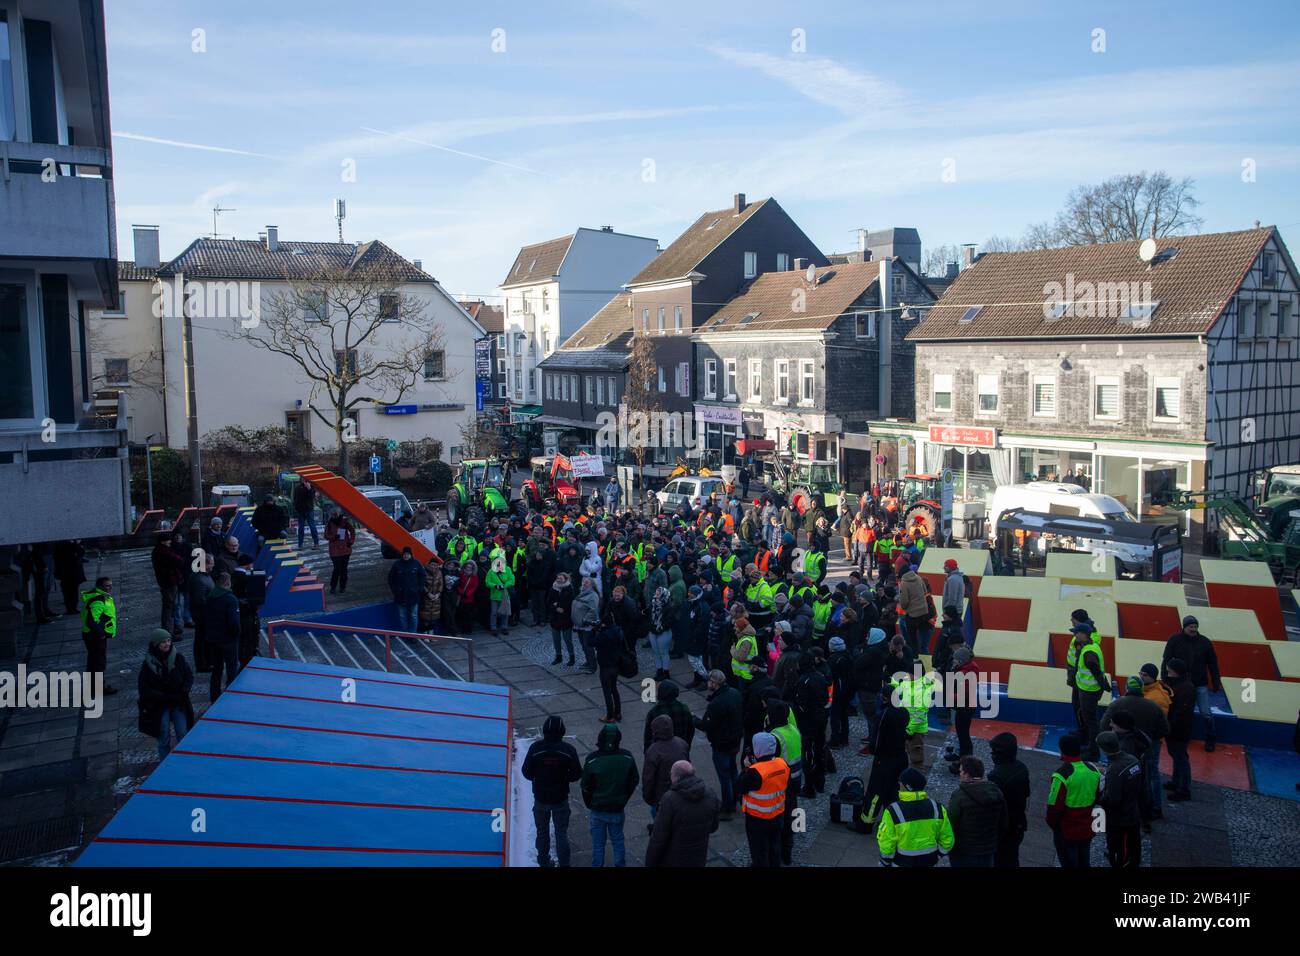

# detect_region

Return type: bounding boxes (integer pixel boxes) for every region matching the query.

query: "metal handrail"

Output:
[264,618,476,681]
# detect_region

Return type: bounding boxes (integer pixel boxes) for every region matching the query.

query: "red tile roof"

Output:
[696,260,883,333]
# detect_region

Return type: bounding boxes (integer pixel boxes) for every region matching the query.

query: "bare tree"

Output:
[1033,171,1203,247]
[922,243,962,276]
[456,415,502,461]
[619,334,662,509]
[226,267,447,479]
[87,328,166,400]
[979,234,1022,253]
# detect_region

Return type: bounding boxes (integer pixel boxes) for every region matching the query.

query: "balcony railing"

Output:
[0,141,115,262]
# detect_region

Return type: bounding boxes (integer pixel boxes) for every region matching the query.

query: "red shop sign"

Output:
[928,424,997,448]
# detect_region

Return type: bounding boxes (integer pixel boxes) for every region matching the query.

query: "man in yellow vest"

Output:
[877,767,954,867]
[895,671,937,770]
[1065,610,1112,761]
[730,616,760,687]
[737,731,790,867]
[81,575,119,695]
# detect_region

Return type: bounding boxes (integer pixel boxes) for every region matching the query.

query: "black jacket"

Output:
[1166,675,1196,741]
[137,649,196,738]
[948,780,1008,857]
[251,501,286,539]
[581,724,639,813]
[852,640,889,694]
[521,717,582,804]
[681,598,710,657]
[643,683,695,750]
[1162,630,1221,689]
[645,773,719,867]
[593,625,624,669]
[205,587,241,646]
[696,685,744,752]
[388,558,427,605]
[988,734,1030,831]
[1100,751,1143,828]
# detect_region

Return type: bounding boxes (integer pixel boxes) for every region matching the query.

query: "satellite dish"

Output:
[805,263,817,284]
[1138,237,1157,263]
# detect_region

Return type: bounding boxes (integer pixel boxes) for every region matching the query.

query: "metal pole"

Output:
[146,443,155,511]
[182,288,203,507]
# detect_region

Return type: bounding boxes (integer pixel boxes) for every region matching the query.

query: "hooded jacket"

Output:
[643,681,695,750]
[645,772,720,867]
[642,714,690,806]
[1101,691,1170,743]
[1162,629,1221,689]
[581,723,639,812]
[852,629,889,694]
[579,541,604,595]
[570,585,601,631]
[987,732,1030,831]
[696,683,744,752]
[947,779,1009,857]
[521,715,582,804]
[1099,749,1143,828]
[898,570,929,619]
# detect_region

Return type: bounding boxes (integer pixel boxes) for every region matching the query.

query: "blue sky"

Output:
[105,0,1300,299]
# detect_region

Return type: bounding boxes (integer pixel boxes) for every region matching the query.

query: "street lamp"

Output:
[144,433,160,511]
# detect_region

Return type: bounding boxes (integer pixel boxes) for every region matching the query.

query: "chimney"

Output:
[857,228,868,253]
[132,225,160,270]
[960,243,977,271]
[413,260,423,271]
[601,225,613,232]
[265,226,279,252]
[733,193,746,214]
[793,257,809,273]
[945,261,959,279]
[878,257,893,418]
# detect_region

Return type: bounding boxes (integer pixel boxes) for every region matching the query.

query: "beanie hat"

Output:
[1071,608,1090,623]
[752,732,778,759]
[944,559,958,571]
[1182,615,1199,627]
[1140,663,1159,680]
[868,627,887,645]
[828,636,846,652]
[1166,656,1187,676]
[898,767,927,791]
[1096,731,1121,755]
[953,646,973,666]
[1059,733,1082,757]
[1126,675,1144,694]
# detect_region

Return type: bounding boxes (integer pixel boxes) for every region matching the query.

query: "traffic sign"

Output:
[874,454,885,465]
[386,440,398,451]
[369,455,381,474]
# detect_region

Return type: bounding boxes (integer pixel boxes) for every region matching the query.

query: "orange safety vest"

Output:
[756,550,771,574]
[742,758,790,820]
[723,513,735,534]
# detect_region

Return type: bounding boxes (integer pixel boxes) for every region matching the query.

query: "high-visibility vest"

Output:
[731,633,758,681]
[81,588,116,639]
[1048,760,1101,810]
[1070,634,1106,692]
[876,790,954,867]
[873,538,893,557]
[742,757,790,819]
[771,715,803,780]
[897,677,934,735]
[804,550,826,581]
[812,597,833,636]
[755,550,771,574]
[723,513,735,534]
[718,555,736,578]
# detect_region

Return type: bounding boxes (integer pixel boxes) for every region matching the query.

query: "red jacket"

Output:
[1045,755,1100,841]
[151,543,184,588]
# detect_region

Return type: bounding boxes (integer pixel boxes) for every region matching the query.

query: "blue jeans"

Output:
[589,810,626,867]
[395,602,418,633]
[1144,740,1163,813]
[157,707,189,758]
[297,510,319,548]
[1194,685,1215,736]
[712,747,738,810]
[649,630,673,671]
[532,800,571,867]
[490,600,510,632]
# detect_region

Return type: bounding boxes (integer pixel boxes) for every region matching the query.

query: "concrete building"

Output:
[869,226,1299,544]
[86,252,166,445]
[497,227,658,412]
[90,227,485,465]
[1,0,128,654]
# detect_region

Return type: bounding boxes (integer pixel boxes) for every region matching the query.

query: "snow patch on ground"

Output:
[509,734,538,868]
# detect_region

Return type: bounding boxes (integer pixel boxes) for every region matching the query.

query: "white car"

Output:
[657,476,726,511]
[987,482,1136,537]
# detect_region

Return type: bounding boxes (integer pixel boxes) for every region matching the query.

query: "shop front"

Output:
[694,404,743,466]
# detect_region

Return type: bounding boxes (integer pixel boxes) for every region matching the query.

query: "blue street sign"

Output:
[369,455,381,474]
[383,404,418,415]
[475,379,487,412]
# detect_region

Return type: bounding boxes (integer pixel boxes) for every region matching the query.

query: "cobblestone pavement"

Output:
[1,530,1297,867]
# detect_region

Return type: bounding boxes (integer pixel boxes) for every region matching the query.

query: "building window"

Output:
[799,360,815,404]
[977,374,999,413]
[892,273,905,299]
[744,251,757,279]
[704,359,717,398]
[725,359,737,400]
[596,376,605,405]
[521,292,531,313]
[1032,376,1057,417]
[855,312,874,338]
[932,373,953,412]
[1281,300,1296,338]
[378,294,400,322]
[777,253,790,271]
[570,375,579,401]
[498,383,508,399]
[1237,298,1257,339]
[586,375,595,404]
[495,333,505,350]
[1259,298,1278,337]
[335,349,359,378]
[528,369,537,396]
[749,359,762,400]
[545,374,553,400]
[1094,376,1120,419]
[542,288,550,313]
[104,358,130,386]
[674,306,683,333]
[642,308,650,332]
[677,362,690,397]
[775,360,790,403]
[658,366,667,392]
[304,291,328,320]
[423,350,446,380]
[657,308,665,334]
[1263,252,1276,284]
[497,357,506,375]
[1153,377,1181,421]
[608,376,618,406]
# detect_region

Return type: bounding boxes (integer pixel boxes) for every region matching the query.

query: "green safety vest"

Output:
[731,633,758,681]
[718,555,736,577]
[745,581,774,614]
[812,597,833,636]
[804,550,825,580]
[1070,634,1106,693]
[876,790,954,866]
[81,588,116,639]
[897,677,934,735]
[771,714,803,779]
[633,542,648,583]
[873,538,893,556]
[1048,760,1101,810]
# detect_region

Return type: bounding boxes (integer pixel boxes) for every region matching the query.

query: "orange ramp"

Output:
[294,465,435,566]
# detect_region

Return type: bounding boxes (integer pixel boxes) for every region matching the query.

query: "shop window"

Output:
[932,373,952,412]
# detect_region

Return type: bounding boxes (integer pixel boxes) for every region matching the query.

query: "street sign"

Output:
[941,467,955,538]
[369,455,381,474]
[874,454,885,465]
[383,404,417,415]
[386,440,398,451]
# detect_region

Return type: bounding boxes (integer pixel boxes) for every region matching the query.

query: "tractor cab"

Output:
[900,473,942,503]
[210,484,252,509]
[447,457,513,530]
[769,456,843,515]
[521,454,583,511]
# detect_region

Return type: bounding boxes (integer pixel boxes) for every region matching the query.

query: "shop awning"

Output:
[735,439,776,455]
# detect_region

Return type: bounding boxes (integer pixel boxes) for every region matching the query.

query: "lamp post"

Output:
[144,433,160,511]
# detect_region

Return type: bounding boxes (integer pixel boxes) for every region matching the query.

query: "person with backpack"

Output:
[521,715,582,867]
[1097,731,1143,868]
[581,723,639,867]
[987,732,1030,867]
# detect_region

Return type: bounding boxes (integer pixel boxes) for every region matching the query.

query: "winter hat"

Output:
[1096,731,1121,756]
[774,620,792,634]
[1140,663,1159,681]
[943,559,958,571]
[898,767,927,791]
[868,627,887,646]
[989,731,1019,764]
[1059,733,1082,757]
[1182,615,1199,627]
[542,715,566,740]
[752,732,778,759]
[782,532,794,544]
[688,585,703,599]
[1126,676,1144,694]
[148,627,173,648]
[953,646,973,666]
[1166,657,1187,676]
[1070,620,1094,635]
[1071,608,1090,623]
[658,680,680,701]
[828,636,846,652]
[908,564,919,573]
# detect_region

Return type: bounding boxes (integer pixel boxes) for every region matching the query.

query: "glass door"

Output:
[0,282,36,422]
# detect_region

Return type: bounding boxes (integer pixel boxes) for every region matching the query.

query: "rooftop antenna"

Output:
[334,199,347,242]
[212,204,236,238]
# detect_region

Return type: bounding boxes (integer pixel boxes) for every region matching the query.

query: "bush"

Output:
[414,459,454,499]
[131,446,190,511]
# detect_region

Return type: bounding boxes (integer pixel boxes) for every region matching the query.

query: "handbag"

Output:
[618,647,639,679]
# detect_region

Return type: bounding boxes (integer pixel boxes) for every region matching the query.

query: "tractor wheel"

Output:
[447,493,460,526]
[790,487,816,516]
[903,502,941,539]
[465,504,488,532]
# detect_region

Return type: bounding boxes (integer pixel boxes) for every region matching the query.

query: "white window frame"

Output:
[1032,375,1057,418]
[642,308,650,332]
[1280,298,1297,338]
[657,307,665,334]
[422,349,446,381]
[596,376,605,406]
[775,359,790,404]
[658,366,667,393]
[674,305,683,333]
[932,373,953,413]
[498,382,508,399]
[799,359,815,406]
[724,358,737,401]
[1092,374,1121,421]
[1153,376,1181,423]
[744,251,757,279]
[704,359,718,399]
[103,358,130,387]
[1237,297,1256,339]
[749,359,762,401]
[586,375,595,404]
[545,374,553,400]
[976,373,999,415]
[608,376,618,406]
[855,312,875,339]
[776,253,790,272]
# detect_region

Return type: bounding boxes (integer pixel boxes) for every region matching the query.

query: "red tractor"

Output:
[520,454,584,512]
[886,474,943,538]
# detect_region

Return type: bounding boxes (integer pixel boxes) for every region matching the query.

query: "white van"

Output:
[987,482,1137,537]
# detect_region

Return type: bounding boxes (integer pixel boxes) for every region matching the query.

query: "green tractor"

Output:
[1168,489,1300,585]
[446,458,514,531]
[769,457,844,516]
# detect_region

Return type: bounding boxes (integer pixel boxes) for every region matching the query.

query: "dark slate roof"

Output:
[118,260,157,281]
[537,347,629,372]
[908,227,1277,341]
[500,234,575,287]
[626,199,771,286]
[459,300,504,332]
[158,238,432,282]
